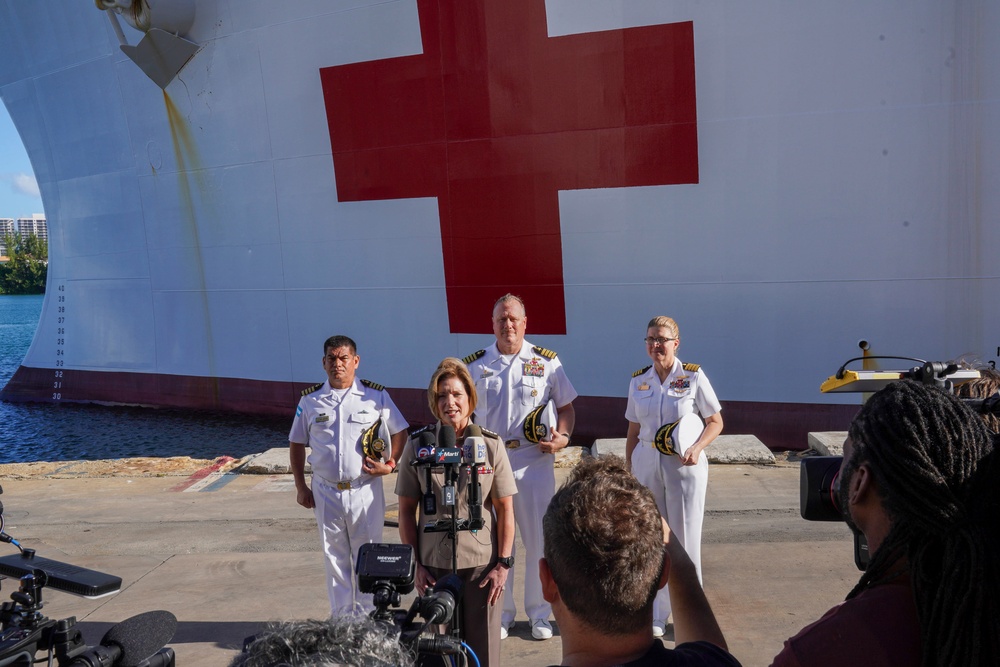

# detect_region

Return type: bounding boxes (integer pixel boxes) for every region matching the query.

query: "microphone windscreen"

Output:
[433,572,464,600]
[438,424,456,449]
[102,610,177,667]
[416,430,436,448]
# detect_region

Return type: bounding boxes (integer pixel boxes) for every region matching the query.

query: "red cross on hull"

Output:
[322,0,698,334]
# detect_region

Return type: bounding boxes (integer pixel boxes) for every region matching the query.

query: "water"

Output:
[0,295,288,464]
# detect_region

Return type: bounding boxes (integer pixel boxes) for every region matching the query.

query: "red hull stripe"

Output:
[2,366,859,451]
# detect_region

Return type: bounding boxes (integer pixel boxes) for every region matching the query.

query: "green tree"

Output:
[0,232,48,294]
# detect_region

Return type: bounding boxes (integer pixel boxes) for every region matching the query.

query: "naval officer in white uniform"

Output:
[625,316,723,639]
[289,335,408,614]
[463,294,578,640]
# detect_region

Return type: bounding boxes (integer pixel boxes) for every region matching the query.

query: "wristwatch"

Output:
[497,555,514,569]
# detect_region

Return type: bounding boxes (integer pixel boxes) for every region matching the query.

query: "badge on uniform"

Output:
[523,358,545,377]
[361,416,389,461]
[523,400,557,444]
[653,413,704,457]
[480,370,493,378]
[669,376,691,392]
[637,382,650,391]
[315,413,330,423]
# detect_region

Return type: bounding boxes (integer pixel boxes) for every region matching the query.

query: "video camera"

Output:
[0,485,177,666]
[356,543,469,663]
[800,355,993,569]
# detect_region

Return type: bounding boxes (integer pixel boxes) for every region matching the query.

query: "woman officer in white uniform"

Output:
[624,316,723,638]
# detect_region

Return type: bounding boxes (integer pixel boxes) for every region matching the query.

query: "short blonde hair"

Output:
[646,316,679,339]
[427,358,479,420]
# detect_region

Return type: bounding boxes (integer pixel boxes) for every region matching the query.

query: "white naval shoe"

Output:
[500,618,514,640]
[652,619,667,638]
[530,618,554,640]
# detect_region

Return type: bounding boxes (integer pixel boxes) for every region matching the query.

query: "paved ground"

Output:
[0,451,858,667]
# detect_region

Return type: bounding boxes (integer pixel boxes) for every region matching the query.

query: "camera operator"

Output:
[395,358,516,667]
[540,455,740,667]
[772,380,1000,667]
[229,616,414,667]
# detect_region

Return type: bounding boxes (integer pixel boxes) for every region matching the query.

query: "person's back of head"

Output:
[845,379,1000,666]
[542,455,664,634]
[955,366,1000,432]
[230,616,414,667]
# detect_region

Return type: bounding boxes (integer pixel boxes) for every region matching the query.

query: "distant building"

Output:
[17,214,47,243]
[0,214,46,258]
[0,218,15,259]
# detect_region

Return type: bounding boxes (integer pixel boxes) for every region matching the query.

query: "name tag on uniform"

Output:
[315,413,330,423]
[523,359,545,377]
[480,370,493,378]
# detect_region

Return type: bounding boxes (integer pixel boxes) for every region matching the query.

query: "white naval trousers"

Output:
[632,441,708,622]
[501,445,555,624]
[311,475,384,614]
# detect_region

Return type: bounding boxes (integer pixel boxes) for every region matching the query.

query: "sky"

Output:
[0,103,43,220]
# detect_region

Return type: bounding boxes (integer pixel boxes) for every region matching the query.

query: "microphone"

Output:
[438,424,456,449]
[412,431,438,516]
[69,610,177,667]
[463,428,487,531]
[420,573,464,625]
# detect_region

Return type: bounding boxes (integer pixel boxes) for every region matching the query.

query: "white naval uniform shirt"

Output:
[467,340,578,443]
[625,358,722,443]
[288,379,408,482]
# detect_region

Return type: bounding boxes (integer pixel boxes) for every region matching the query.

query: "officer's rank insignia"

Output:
[316,413,330,423]
[637,382,650,391]
[463,349,486,365]
[301,382,323,396]
[523,358,545,377]
[532,346,557,359]
[361,417,386,461]
[633,365,652,378]
[361,379,385,391]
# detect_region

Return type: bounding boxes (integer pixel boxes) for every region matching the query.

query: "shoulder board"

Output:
[532,346,557,359]
[633,365,652,378]
[301,383,323,396]
[411,424,434,435]
[462,349,486,365]
[361,378,385,391]
[683,363,701,372]
[481,427,500,439]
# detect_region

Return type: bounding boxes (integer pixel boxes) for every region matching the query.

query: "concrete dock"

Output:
[0,443,856,667]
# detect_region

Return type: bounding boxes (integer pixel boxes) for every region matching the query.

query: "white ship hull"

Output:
[2,0,997,449]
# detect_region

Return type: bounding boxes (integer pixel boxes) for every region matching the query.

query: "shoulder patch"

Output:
[682,363,701,372]
[300,383,323,396]
[361,378,385,391]
[462,349,486,365]
[532,345,557,359]
[633,365,652,378]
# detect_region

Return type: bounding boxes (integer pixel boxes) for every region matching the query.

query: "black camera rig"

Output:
[356,543,471,665]
[801,356,995,569]
[0,485,177,667]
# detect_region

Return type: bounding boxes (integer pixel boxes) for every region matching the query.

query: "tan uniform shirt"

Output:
[395,424,517,569]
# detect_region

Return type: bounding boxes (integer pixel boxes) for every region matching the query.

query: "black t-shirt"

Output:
[547,640,742,667]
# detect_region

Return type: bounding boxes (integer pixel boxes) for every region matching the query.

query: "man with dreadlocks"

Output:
[771,380,1000,667]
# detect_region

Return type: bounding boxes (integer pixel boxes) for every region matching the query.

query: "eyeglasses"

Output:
[644,337,676,346]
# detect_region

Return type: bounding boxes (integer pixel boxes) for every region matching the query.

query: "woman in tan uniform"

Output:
[396,358,516,667]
